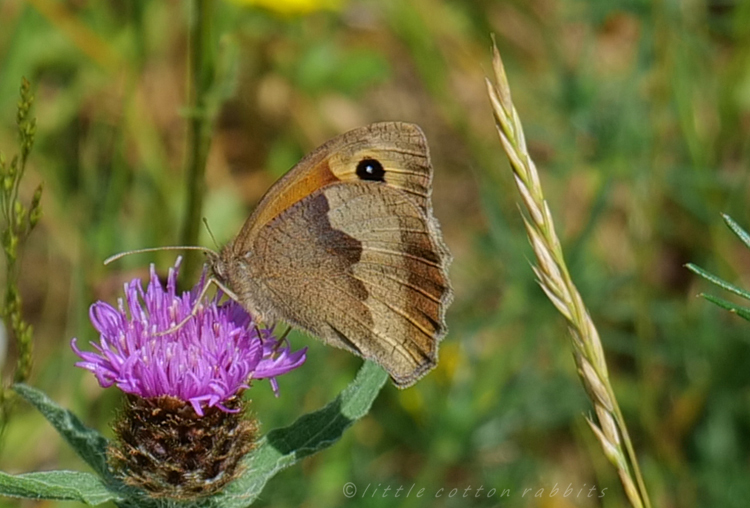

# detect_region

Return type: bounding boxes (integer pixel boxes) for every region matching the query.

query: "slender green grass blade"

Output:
[722,214,750,250]
[685,263,750,301]
[699,293,750,322]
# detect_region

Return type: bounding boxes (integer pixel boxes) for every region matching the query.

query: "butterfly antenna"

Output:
[272,326,294,353]
[203,218,221,250]
[104,246,217,265]
[279,326,293,343]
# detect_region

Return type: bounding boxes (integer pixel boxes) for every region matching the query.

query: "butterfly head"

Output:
[207,250,228,283]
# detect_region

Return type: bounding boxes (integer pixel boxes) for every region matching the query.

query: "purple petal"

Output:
[71,257,306,415]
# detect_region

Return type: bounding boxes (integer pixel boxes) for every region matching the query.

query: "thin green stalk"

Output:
[0,78,43,448]
[180,0,216,282]
[486,42,652,508]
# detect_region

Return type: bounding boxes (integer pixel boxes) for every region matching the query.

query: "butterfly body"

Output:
[212,122,452,388]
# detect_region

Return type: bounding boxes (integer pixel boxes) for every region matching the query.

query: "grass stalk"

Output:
[485,42,652,508]
[0,78,43,449]
[180,0,215,281]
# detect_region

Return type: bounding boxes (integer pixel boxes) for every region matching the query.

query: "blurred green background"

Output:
[1,0,750,507]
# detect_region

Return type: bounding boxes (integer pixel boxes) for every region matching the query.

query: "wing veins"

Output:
[355,268,443,304]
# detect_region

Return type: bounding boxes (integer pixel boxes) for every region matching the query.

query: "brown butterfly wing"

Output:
[219,122,451,386]
[249,182,451,387]
[325,122,433,213]
[233,122,434,246]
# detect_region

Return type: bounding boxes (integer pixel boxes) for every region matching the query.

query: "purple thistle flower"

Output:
[71,258,306,416]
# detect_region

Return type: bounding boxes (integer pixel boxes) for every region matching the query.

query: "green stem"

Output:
[180,0,215,282]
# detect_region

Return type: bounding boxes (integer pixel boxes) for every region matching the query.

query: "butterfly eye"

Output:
[356,158,386,182]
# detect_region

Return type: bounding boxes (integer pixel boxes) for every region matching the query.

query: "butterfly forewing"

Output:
[219,122,452,387]
[327,123,433,213]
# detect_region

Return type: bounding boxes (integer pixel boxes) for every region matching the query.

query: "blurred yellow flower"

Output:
[228,0,344,15]
[435,340,461,384]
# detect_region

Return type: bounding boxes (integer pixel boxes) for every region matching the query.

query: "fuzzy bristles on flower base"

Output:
[109,394,256,499]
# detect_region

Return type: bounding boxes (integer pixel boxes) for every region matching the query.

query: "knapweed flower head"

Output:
[72,258,306,498]
[71,257,306,416]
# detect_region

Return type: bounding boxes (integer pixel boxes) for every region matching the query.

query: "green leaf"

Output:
[13,384,111,478]
[4,363,387,507]
[214,361,389,507]
[685,263,750,301]
[699,293,750,322]
[0,471,118,505]
[723,214,750,250]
